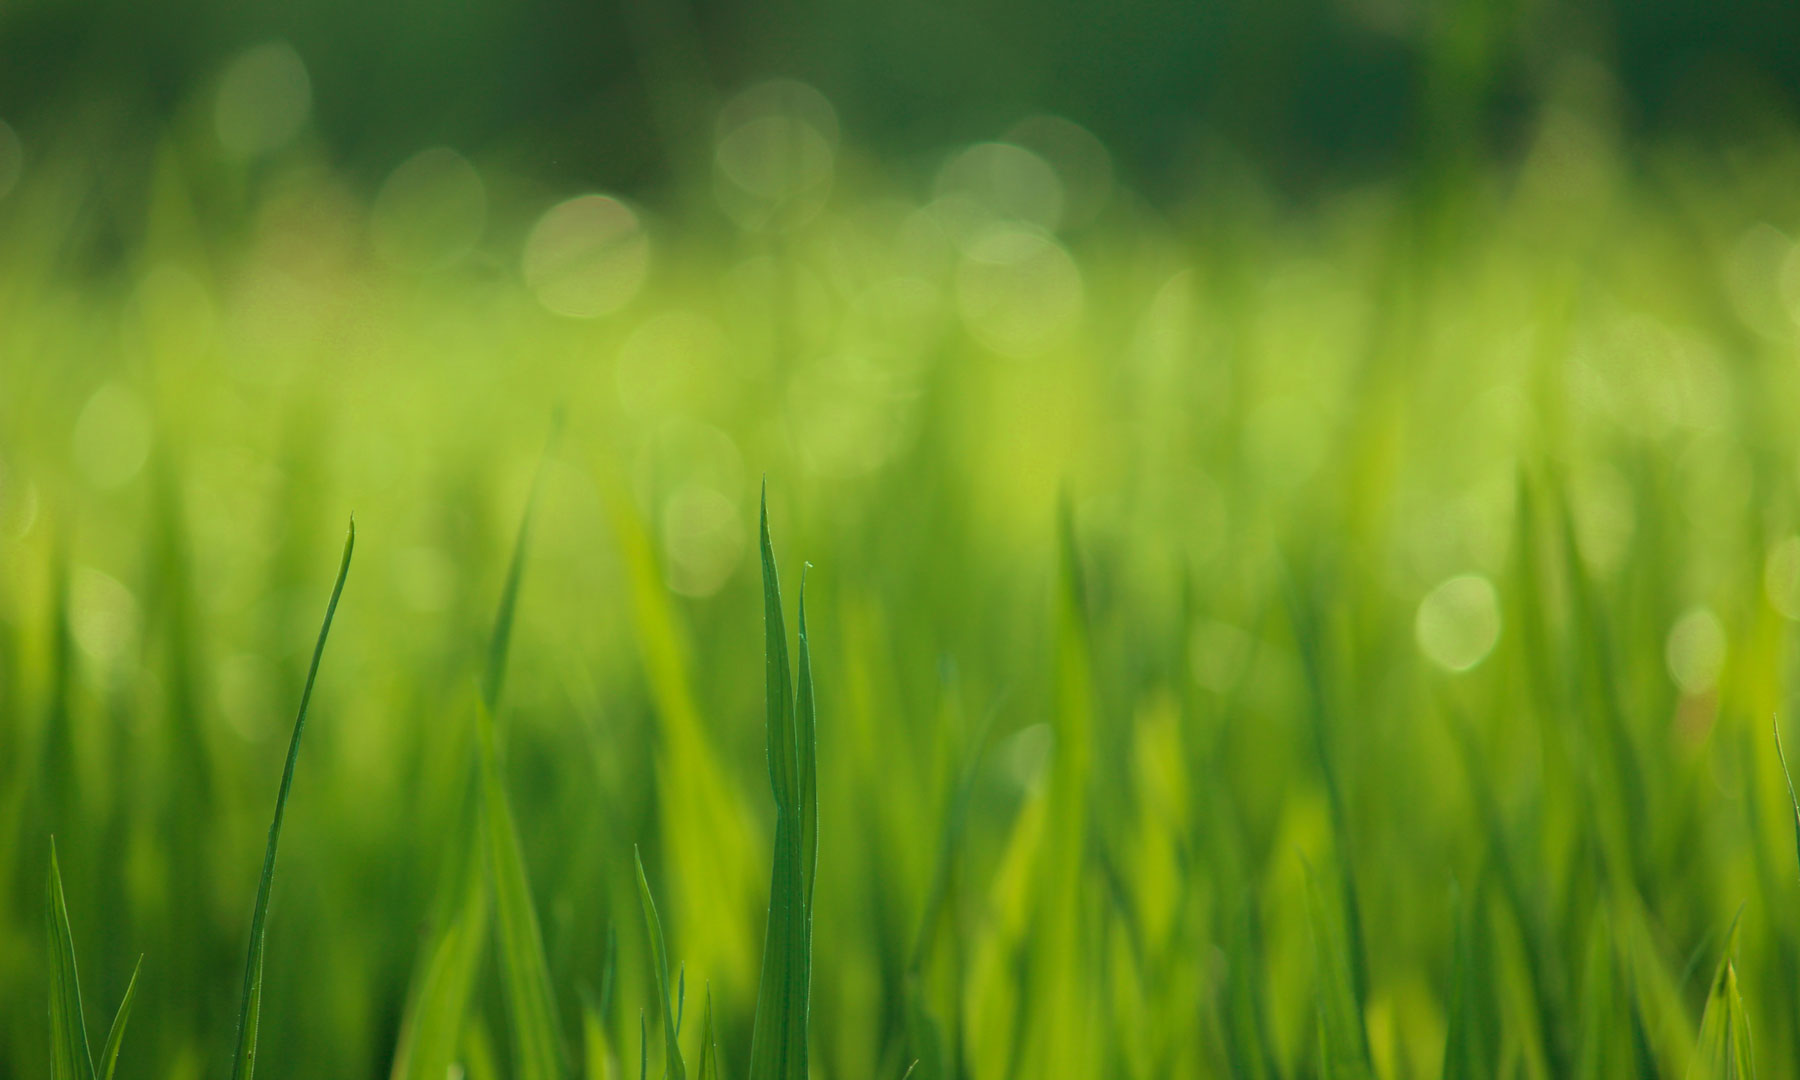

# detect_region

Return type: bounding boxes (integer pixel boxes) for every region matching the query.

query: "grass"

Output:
[9,95,1800,1080]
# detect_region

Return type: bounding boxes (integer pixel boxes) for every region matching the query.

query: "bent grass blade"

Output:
[228,517,354,1080]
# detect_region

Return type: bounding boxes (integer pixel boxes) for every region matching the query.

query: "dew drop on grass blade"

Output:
[228,517,354,1080]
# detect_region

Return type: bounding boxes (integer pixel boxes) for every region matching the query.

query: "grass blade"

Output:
[1775,717,1800,882]
[635,847,686,1080]
[1305,859,1372,1080]
[697,988,721,1080]
[478,693,568,1080]
[485,415,560,710]
[747,485,815,1080]
[1688,916,1754,1080]
[389,846,489,1080]
[228,517,354,1080]
[46,839,96,1080]
[97,955,142,1080]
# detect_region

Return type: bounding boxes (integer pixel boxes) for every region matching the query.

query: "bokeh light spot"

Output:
[1666,607,1726,694]
[215,42,312,158]
[73,383,153,489]
[934,141,1065,234]
[372,148,487,270]
[1415,574,1501,672]
[954,224,1082,357]
[523,195,649,318]
[714,80,838,229]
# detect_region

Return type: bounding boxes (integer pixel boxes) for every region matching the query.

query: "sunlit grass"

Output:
[6,88,1800,1080]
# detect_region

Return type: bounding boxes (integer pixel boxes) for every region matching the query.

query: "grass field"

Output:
[7,89,1800,1080]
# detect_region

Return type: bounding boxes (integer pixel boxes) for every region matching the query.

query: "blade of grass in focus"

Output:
[1776,717,1800,881]
[228,517,355,1080]
[47,839,95,1080]
[747,485,816,1080]
[96,955,141,1080]
[1688,915,1754,1080]
[45,843,142,1080]
[635,847,686,1080]
[696,988,721,1080]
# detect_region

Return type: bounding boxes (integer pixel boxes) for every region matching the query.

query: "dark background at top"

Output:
[1,0,1797,200]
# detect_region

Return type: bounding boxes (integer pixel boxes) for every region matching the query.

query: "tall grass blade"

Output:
[96,955,141,1080]
[747,485,815,1080]
[228,517,354,1080]
[602,470,762,997]
[635,847,686,1080]
[1775,717,1800,882]
[478,695,568,1080]
[1015,497,1098,1077]
[46,839,96,1080]
[1688,917,1754,1080]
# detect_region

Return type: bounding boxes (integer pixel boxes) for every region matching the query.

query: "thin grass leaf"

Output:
[1688,916,1754,1080]
[601,469,761,997]
[390,846,489,1080]
[635,847,686,1080]
[97,955,141,1080]
[1775,717,1800,882]
[747,485,815,1080]
[697,988,721,1080]
[228,517,354,1080]
[478,695,568,1080]
[485,415,560,710]
[47,839,96,1080]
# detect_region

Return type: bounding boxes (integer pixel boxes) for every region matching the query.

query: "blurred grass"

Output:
[6,70,1800,1080]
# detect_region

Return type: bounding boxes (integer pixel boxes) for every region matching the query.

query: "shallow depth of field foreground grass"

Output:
[10,87,1800,1080]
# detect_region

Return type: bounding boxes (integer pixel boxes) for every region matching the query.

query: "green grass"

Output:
[9,98,1800,1080]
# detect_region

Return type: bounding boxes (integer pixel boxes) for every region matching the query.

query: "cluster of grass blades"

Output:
[46,840,141,1080]
[392,481,817,1080]
[43,472,1800,1080]
[46,516,354,1080]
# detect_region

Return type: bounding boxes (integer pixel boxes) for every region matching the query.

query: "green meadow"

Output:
[7,71,1800,1080]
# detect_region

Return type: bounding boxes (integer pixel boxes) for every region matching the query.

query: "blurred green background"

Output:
[6,2,1800,1079]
